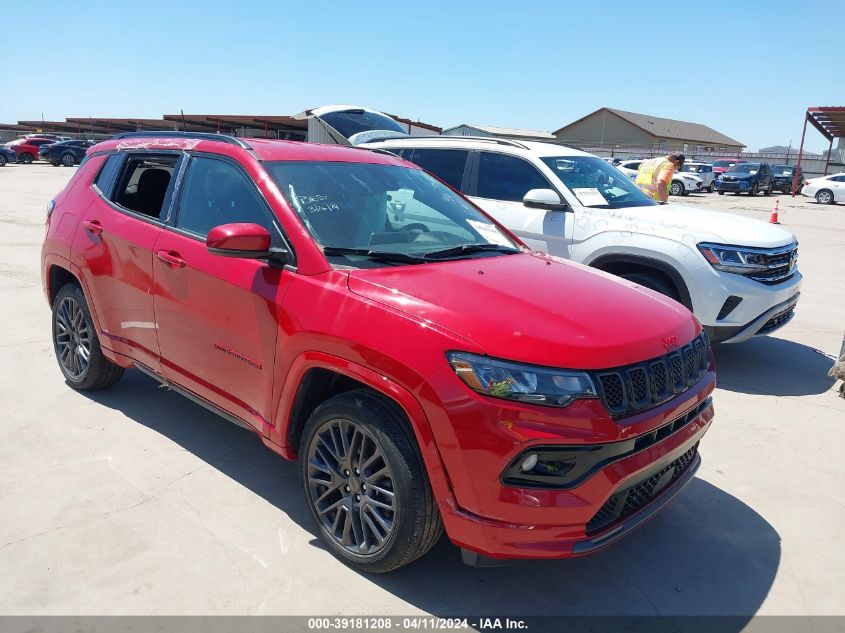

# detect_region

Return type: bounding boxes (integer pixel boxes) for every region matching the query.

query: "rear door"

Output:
[153,153,294,428]
[468,151,572,258]
[72,151,182,370]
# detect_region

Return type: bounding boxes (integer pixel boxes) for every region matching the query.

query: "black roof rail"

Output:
[111,131,252,149]
[367,134,533,150]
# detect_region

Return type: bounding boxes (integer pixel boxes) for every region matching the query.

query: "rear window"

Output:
[109,154,179,220]
[320,110,406,139]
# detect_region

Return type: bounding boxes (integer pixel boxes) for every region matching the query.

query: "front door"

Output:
[469,151,572,258]
[153,154,293,429]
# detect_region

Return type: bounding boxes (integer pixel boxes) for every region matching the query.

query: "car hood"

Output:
[633,201,796,247]
[347,253,699,370]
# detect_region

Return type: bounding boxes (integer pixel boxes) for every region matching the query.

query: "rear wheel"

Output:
[764,182,772,196]
[816,189,834,204]
[748,183,758,196]
[0,154,6,167]
[620,271,680,302]
[669,181,683,196]
[61,152,76,167]
[52,284,124,390]
[20,152,33,164]
[707,182,715,193]
[51,161,61,167]
[718,190,724,195]
[300,390,442,573]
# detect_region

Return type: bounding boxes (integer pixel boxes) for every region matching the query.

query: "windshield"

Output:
[318,110,407,138]
[541,156,657,209]
[730,163,759,173]
[266,161,519,267]
[772,165,793,176]
[681,164,705,173]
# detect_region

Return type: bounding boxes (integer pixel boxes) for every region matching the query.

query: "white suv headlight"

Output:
[697,243,770,274]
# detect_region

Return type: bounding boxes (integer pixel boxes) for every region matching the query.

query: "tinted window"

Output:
[175,156,278,239]
[112,154,179,219]
[405,148,469,190]
[477,152,548,202]
[93,153,124,196]
[320,110,406,138]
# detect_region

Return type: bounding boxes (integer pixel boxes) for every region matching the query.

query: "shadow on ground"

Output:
[84,371,780,621]
[714,336,835,396]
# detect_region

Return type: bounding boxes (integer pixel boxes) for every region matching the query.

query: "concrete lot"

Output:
[1,163,844,618]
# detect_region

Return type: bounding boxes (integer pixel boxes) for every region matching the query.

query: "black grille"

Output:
[594,332,710,418]
[757,303,796,335]
[586,443,699,535]
[747,245,798,285]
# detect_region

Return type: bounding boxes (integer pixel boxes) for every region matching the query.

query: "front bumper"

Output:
[715,179,752,192]
[706,292,800,343]
[425,365,715,560]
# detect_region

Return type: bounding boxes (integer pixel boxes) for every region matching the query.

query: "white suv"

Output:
[305,106,802,343]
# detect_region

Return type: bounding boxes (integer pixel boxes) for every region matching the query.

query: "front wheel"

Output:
[708,182,715,193]
[0,154,6,167]
[61,152,76,167]
[764,182,772,196]
[300,390,442,573]
[669,181,683,196]
[748,183,758,196]
[816,189,834,204]
[52,284,124,390]
[20,152,33,164]
[718,190,725,195]
[620,271,680,302]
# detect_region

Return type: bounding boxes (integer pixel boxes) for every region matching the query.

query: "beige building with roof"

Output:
[553,107,745,154]
[442,124,556,141]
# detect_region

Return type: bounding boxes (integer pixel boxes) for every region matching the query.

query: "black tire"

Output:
[707,182,715,193]
[669,181,683,196]
[816,189,834,205]
[299,389,443,573]
[718,190,724,195]
[52,283,124,391]
[20,152,33,164]
[51,161,61,167]
[748,183,758,196]
[620,271,680,302]
[61,152,76,167]
[0,154,6,167]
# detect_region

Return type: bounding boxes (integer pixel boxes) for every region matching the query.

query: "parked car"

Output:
[681,162,716,192]
[39,139,94,166]
[0,144,16,167]
[712,159,746,176]
[354,126,800,344]
[801,172,845,204]
[9,136,57,163]
[615,159,704,195]
[771,164,803,194]
[42,131,716,572]
[714,162,774,196]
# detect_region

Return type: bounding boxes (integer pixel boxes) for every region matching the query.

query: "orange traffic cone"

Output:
[769,198,780,224]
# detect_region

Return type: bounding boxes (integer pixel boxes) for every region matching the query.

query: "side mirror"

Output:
[207,223,279,260]
[523,188,568,211]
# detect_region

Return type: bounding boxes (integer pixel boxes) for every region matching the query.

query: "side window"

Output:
[92,153,124,196]
[476,152,549,202]
[406,149,469,191]
[111,154,179,220]
[174,156,278,239]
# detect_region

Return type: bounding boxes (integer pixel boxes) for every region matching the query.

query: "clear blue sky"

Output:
[3,0,843,152]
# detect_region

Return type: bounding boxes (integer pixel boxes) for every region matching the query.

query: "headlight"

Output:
[447,352,597,408]
[697,243,770,275]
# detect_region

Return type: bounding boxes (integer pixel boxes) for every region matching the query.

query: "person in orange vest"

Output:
[635,153,685,203]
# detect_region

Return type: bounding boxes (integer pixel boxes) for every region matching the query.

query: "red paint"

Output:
[42,135,716,560]
[207,223,271,253]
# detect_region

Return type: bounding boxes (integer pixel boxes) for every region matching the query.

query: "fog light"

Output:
[520,454,539,472]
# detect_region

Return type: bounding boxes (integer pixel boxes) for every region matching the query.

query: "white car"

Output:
[305,105,802,343]
[801,172,845,204]
[617,160,704,196]
[680,162,716,192]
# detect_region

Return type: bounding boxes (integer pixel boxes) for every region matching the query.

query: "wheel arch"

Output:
[46,262,81,304]
[589,253,693,311]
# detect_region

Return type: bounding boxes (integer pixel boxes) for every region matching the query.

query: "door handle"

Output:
[82,220,103,235]
[156,250,186,268]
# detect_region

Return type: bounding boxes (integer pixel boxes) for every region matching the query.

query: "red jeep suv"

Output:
[41,132,715,572]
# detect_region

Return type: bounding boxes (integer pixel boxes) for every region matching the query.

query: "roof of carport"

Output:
[161,114,307,134]
[806,107,845,141]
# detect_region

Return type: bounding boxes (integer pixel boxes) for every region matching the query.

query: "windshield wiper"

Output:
[323,246,427,264]
[422,243,521,260]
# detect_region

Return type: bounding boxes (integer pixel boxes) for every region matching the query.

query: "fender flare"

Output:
[269,350,455,508]
[588,252,693,311]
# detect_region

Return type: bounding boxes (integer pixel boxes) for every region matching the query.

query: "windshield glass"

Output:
[772,165,793,175]
[730,163,759,173]
[541,156,657,208]
[266,161,518,266]
[318,110,407,138]
[681,164,704,173]
[714,160,739,169]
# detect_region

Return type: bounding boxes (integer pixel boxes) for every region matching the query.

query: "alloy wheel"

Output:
[62,153,75,167]
[817,191,833,204]
[54,296,92,379]
[306,418,396,556]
